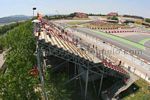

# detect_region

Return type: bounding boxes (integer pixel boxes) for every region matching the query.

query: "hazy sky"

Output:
[0,0,150,18]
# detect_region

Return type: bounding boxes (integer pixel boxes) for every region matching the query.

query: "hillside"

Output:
[0,15,31,25]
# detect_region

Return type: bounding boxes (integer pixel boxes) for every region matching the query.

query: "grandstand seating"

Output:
[35,20,128,76]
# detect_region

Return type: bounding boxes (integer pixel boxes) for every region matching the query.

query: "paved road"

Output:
[74,27,150,62]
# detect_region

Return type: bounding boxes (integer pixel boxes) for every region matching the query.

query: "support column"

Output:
[84,67,89,100]
[36,42,48,100]
[98,74,104,97]
[79,66,83,95]
[74,64,77,86]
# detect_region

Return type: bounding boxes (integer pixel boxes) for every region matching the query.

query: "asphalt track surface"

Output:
[139,38,150,45]
[125,35,150,46]
[74,27,150,62]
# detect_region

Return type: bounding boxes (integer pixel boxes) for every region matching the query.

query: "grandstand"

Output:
[32,18,142,100]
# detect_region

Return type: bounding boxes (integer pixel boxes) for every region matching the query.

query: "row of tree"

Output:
[0,21,72,99]
[88,13,106,16]
[145,18,150,23]
[44,15,69,20]
[44,13,106,20]
[0,21,40,99]
[0,22,22,36]
[107,16,119,20]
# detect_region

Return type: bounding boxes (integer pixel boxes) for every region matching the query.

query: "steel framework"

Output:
[34,20,129,100]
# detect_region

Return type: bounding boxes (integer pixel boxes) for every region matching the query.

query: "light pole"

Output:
[33,7,36,17]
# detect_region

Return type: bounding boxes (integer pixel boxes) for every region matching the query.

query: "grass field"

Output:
[122,79,150,100]
[72,17,90,20]
[67,21,83,25]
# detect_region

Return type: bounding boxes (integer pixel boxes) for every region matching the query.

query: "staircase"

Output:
[101,71,139,100]
[114,71,139,97]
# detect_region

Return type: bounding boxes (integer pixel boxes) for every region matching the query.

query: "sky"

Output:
[0,0,150,18]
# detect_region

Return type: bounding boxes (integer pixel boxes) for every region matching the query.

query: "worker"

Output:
[118,61,122,66]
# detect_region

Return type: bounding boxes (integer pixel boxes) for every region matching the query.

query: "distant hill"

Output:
[0,15,32,25]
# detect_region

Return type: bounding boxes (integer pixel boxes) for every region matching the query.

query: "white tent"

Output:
[32,19,41,23]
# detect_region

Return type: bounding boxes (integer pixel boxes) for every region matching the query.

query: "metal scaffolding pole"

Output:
[65,71,85,84]
[79,70,83,95]
[68,62,70,79]
[92,79,97,97]
[51,61,68,71]
[98,71,104,97]
[36,42,48,100]
[74,64,77,86]
[84,66,89,100]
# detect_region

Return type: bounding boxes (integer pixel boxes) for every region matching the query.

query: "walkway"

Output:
[0,51,6,69]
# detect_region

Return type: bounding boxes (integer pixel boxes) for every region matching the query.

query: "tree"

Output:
[0,21,40,99]
[0,22,21,36]
[111,16,118,20]
[145,18,150,23]
[0,21,72,100]
[45,70,72,100]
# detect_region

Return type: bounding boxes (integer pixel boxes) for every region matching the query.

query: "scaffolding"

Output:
[33,19,129,100]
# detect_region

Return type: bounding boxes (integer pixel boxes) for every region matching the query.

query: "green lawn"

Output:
[67,21,81,25]
[72,17,90,20]
[123,79,150,100]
